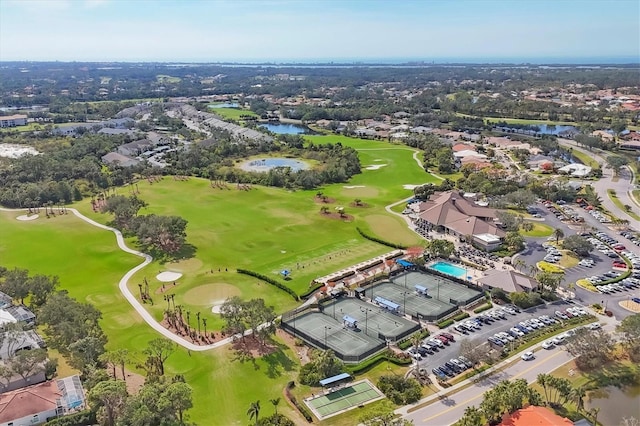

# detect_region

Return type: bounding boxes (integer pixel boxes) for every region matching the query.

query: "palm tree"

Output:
[514,258,526,272]
[247,400,260,425]
[570,385,588,412]
[270,397,281,415]
[528,264,538,278]
[588,407,600,425]
[202,318,208,339]
[553,228,565,244]
[196,312,201,336]
[537,373,550,405]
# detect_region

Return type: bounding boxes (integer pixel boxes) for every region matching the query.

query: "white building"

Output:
[0,115,27,128]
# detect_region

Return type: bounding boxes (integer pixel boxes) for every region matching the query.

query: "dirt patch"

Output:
[319,212,354,222]
[160,317,224,345]
[276,328,310,365]
[230,334,278,358]
[314,196,336,204]
[620,300,640,313]
[349,202,370,208]
[103,367,145,395]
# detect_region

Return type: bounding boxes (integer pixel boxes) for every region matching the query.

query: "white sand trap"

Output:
[280,250,287,254]
[16,214,39,221]
[156,271,183,282]
[374,159,383,162]
[403,184,420,190]
[365,164,387,170]
[344,185,366,189]
[211,300,225,314]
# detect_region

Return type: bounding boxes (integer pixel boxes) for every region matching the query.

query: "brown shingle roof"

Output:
[478,270,538,293]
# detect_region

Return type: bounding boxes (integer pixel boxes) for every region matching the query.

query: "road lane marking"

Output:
[419,351,567,423]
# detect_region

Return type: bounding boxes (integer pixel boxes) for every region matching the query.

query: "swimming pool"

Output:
[429,261,467,278]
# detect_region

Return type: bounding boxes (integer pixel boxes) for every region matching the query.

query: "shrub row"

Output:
[46,411,97,426]
[438,319,454,329]
[356,227,408,250]
[299,282,325,299]
[473,303,493,314]
[236,269,299,301]
[346,350,412,375]
[453,312,470,321]
[397,328,431,350]
[286,381,313,423]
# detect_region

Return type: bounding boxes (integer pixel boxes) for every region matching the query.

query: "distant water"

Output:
[259,123,311,134]
[208,102,239,109]
[495,124,579,136]
[585,385,640,425]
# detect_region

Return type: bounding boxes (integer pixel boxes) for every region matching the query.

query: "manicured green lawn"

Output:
[607,189,640,221]
[522,221,554,237]
[208,106,259,120]
[571,149,600,169]
[0,135,439,424]
[0,122,46,132]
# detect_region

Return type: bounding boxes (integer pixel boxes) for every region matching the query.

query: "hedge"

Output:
[285,381,313,422]
[453,312,470,321]
[236,269,299,301]
[356,227,408,250]
[46,411,96,426]
[438,319,454,329]
[346,351,412,375]
[397,329,430,350]
[473,303,493,314]
[299,282,324,299]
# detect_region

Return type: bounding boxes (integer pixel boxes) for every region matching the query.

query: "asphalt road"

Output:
[405,347,575,425]
[401,316,620,425]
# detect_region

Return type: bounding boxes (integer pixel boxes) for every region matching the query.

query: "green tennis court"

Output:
[306,380,384,419]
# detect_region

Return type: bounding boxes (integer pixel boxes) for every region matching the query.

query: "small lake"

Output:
[239,157,310,173]
[259,123,312,135]
[585,385,640,425]
[495,124,579,136]
[208,102,240,109]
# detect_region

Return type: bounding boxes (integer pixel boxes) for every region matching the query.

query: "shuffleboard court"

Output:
[306,379,385,419]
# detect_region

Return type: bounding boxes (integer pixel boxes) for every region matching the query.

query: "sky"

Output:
[0,0,638,63]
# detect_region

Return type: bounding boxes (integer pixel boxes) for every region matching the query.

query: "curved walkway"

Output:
[1,207,237,352]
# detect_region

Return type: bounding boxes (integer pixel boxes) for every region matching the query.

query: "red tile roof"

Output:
[499,406,573,426]
[0,381,61,423]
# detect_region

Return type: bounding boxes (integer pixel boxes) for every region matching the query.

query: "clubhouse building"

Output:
[412,191,505,250]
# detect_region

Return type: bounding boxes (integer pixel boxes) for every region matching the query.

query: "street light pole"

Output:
[324,326,331,349]
[403,291,408,317]
[360,307,370,335]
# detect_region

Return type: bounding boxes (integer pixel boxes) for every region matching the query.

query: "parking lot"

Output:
[411,300,582,374]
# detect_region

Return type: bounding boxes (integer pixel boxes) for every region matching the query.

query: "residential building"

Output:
[101,152,140,168]
[0,115,27,128]
[558,164,592,177]
[473,233,503,252]
[478,270,539,293]
[0,330,45,360]
[498,405,575,426]
[0,375,86,426]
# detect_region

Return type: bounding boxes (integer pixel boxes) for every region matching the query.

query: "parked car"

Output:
[542,340,555,349]
[439,332,455,342]
[588,322,602,330]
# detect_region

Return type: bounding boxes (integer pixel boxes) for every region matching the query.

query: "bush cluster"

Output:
[438,319,454,329]
[285,381,313,423]
[473,303,493,314]
[453,312,470,321]
[346,350,412,375]
[396,329,430,350]
[377,375,422,405]
[299,282,324,299]
[356,227,408,250]
[46,411,97,426]
[236,269,299,301]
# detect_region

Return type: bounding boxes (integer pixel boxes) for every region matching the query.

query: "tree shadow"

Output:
[262,341,296,379]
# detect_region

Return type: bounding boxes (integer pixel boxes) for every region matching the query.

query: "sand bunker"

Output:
[365,164,387,170]
[211,301,225,314]
[344,185,366,189]
[403,184,420,190]
[16,214,39,221]
[156,271,183,282]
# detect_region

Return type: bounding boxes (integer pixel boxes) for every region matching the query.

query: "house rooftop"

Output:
[499,405,573,426]
[478,270,539,293]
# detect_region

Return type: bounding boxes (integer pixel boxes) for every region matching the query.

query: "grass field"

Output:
[0,122,46,133]
[572,149,600,169]
[607,189,640,221]
[208,105,259,121]
[455,112,578,126]
[522,221,554,237]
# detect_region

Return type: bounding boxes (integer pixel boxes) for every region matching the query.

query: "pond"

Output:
[259,123,312,134]
[238,157,310,173]
[208,102,240,109]
[585,385,640,425]
[495,124,579,136]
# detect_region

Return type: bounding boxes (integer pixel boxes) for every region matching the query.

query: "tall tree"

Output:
[88,380,128,426]
[247,400,261,425]
[142,338,175,377]
[9,348,47,380]
[164,381,193,425]
[553,228,565,244]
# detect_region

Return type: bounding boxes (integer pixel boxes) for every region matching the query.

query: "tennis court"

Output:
[306,379,385,419]
[286,310,385,359]
[391,271,482,306]
[364,281,457,321]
